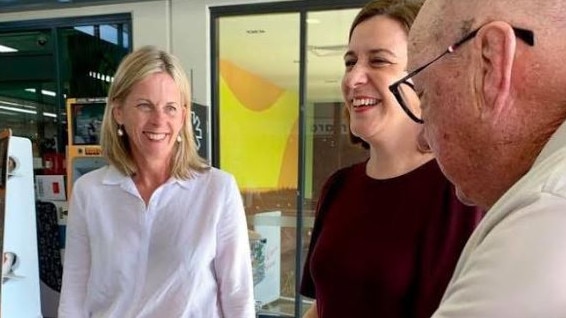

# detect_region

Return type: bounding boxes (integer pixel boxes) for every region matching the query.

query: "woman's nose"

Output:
[150,107,167,124]
[344,65,368,88]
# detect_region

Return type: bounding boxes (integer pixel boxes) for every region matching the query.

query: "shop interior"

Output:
[0,0,368,316]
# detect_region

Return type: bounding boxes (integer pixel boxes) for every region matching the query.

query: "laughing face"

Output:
[113,72,186,165]
[342,15,418,145]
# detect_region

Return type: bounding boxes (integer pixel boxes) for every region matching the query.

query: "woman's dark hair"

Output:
[349,0,423,40]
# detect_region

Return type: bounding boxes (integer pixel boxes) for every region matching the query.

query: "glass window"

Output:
[0,29,60,170]
[218,12,301,315]
[0,16,131,176]
[305,8,368,208]
[59,23,130,99]
[214,5,367,316]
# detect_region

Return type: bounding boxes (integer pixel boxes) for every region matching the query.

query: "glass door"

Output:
[304,8,368,206]
[217,12,301,316]
[0,29,60,169]
[0,17,130,171]
[213,3,367,316]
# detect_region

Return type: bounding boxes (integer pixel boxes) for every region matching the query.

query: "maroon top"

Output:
[301,160,483,318]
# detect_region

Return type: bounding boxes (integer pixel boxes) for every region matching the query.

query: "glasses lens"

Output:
[397,82,422,122]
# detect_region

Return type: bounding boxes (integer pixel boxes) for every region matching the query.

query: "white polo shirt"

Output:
[434,120,566,317]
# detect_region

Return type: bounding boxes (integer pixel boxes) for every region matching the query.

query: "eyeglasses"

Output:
[389,25,535,124]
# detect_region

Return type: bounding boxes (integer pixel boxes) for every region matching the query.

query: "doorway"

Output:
[212,2,368,316]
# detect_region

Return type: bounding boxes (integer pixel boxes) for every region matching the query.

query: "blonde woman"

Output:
[59,46,254,318]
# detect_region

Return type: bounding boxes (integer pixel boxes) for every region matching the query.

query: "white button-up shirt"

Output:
[59,165,255,318]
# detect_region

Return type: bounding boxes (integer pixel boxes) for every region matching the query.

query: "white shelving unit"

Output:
[2,132,42,317]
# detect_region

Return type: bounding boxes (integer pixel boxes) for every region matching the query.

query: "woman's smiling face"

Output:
[113,71,186,164]
[342,15,418,144]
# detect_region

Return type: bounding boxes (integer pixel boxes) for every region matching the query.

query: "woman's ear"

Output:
[478,22,517,119]
[417,128,431,153]
[182,104,188,125]
[112,102,123,125]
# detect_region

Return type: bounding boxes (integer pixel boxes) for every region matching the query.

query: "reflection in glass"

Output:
[219,12,301,315]
[0,17,130,176]
[217,7,366,316]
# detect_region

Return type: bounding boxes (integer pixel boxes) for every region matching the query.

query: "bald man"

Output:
[387,0,566,316]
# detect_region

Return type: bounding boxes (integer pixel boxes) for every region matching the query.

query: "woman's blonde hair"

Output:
[100,45,209,178]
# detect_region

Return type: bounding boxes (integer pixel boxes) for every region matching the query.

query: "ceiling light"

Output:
[0,44,17,53]
[89,71,114,83]
[25,88,57,97]
[0,106,56,118]
[0,100,21,107]
[0,105,35,115]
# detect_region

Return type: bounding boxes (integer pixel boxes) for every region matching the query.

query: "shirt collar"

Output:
[101,164,200,189]
[101,164,130,185]
[533,119,566,167]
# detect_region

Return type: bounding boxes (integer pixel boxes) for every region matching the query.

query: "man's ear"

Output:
[478,22,517,118]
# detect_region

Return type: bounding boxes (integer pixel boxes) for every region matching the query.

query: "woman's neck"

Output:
[365,142,434,180]
[132,159,171,204]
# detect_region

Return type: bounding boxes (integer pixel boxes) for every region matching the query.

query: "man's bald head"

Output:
[411,0,566,62]
[407,0,566,208]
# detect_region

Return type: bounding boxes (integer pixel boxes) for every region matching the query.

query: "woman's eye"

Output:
[136,104,152,112]
[344,59,356,68]
[370,58,389,66]
[416,90,424,99]
[165,105,178,115]
[415,91,424,102]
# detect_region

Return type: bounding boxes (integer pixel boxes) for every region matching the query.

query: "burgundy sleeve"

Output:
[300,169,345,298]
